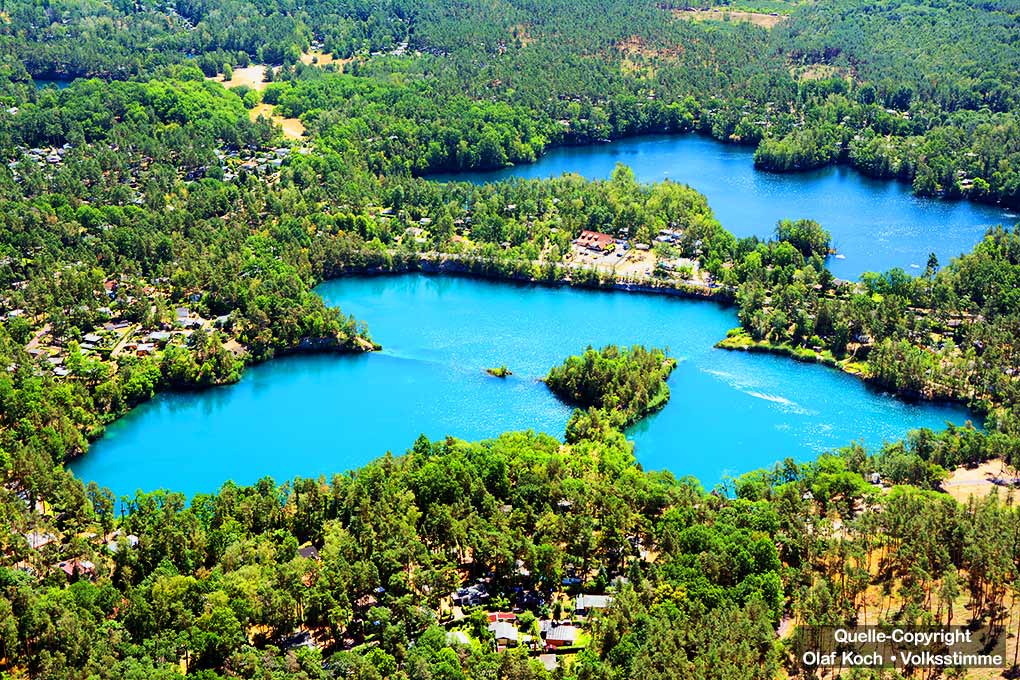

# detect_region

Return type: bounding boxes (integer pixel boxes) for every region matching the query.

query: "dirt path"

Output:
[24,323,50,351]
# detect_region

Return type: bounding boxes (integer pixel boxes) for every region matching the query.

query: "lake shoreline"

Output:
[715,330,980,412]
[336,253,735,303]
[74,273,976,497]
[421,129,1012,212]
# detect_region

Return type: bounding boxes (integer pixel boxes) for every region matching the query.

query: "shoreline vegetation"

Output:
[485,365,512,377]
[6,0,1020,673]
[544,344,677,441]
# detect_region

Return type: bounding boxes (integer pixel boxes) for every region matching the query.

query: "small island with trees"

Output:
[544,344,677,440]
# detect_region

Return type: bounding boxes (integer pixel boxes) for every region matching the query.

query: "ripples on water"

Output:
[73,275,975,496]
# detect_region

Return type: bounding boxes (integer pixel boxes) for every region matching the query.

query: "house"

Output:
[83,333,102,344]
[452,582,490,607]
[575,594,612,616]
[136,343,155,357]
[298,544,321,561]
[24,530,57,550]
[545,625,579,648]
[58,559,96,581]
[574,230,615,252]
[487,612,517,624]
[488,620,519,648]
[108,533,139,553]
[278,629,316,651]
[354,594,377,609]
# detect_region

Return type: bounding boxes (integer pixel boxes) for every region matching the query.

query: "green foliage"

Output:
[3,1,1020,677]
[546,345,676,440]
[774,218,830,258]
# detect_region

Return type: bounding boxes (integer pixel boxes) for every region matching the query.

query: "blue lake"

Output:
[432,135,1016,279]
[72,274,975,498]
[33,78,73,90]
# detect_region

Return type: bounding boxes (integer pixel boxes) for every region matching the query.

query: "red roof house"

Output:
[575,230,615,252]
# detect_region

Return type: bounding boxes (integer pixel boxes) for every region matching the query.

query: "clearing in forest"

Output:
[249,103,305,139]
[674,8,787,29]
[209,64,273,91]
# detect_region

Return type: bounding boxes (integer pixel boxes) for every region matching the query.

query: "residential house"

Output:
[575,594,612,616]
[298,544,321,561]
[58,559,96,581]
[452,582,490,607]
[24,530,57,550]
[108,533,139,553]
[488,620,519,648]
[148,331,172,346]
[574,230,615,252]
[545,625,579,648]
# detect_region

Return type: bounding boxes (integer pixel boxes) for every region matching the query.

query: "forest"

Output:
[544,345,677,440]
[4,0,1020,201]
[3,0,1020,677]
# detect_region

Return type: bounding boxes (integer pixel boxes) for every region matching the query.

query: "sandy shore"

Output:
[942,459,1020,503]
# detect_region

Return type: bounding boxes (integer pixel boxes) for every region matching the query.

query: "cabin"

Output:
[108,533,139,553]
[148,331,172,346]
[488,620,519,648]
[298,544,321,561]
[574,230,615,252]
[24,530,57,550]
[58,559,96,581]
[452,582,490,607]
[545,625,579,648]
[575,594,612,616]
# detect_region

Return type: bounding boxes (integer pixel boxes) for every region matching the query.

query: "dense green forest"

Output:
[722,224,1020,419]
[3,0,1020,200]
[545,345,676,440]
[4,0,1020,677]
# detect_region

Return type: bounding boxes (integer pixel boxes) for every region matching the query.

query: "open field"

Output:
[208,64,272,91]
[943,459,1020,503]
[674,8,787,28]
[249,103,305,139]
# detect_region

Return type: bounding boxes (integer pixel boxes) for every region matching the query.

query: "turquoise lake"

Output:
[432,135,1015,279]
[73,274,975,498]
[72,134,1005,497]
